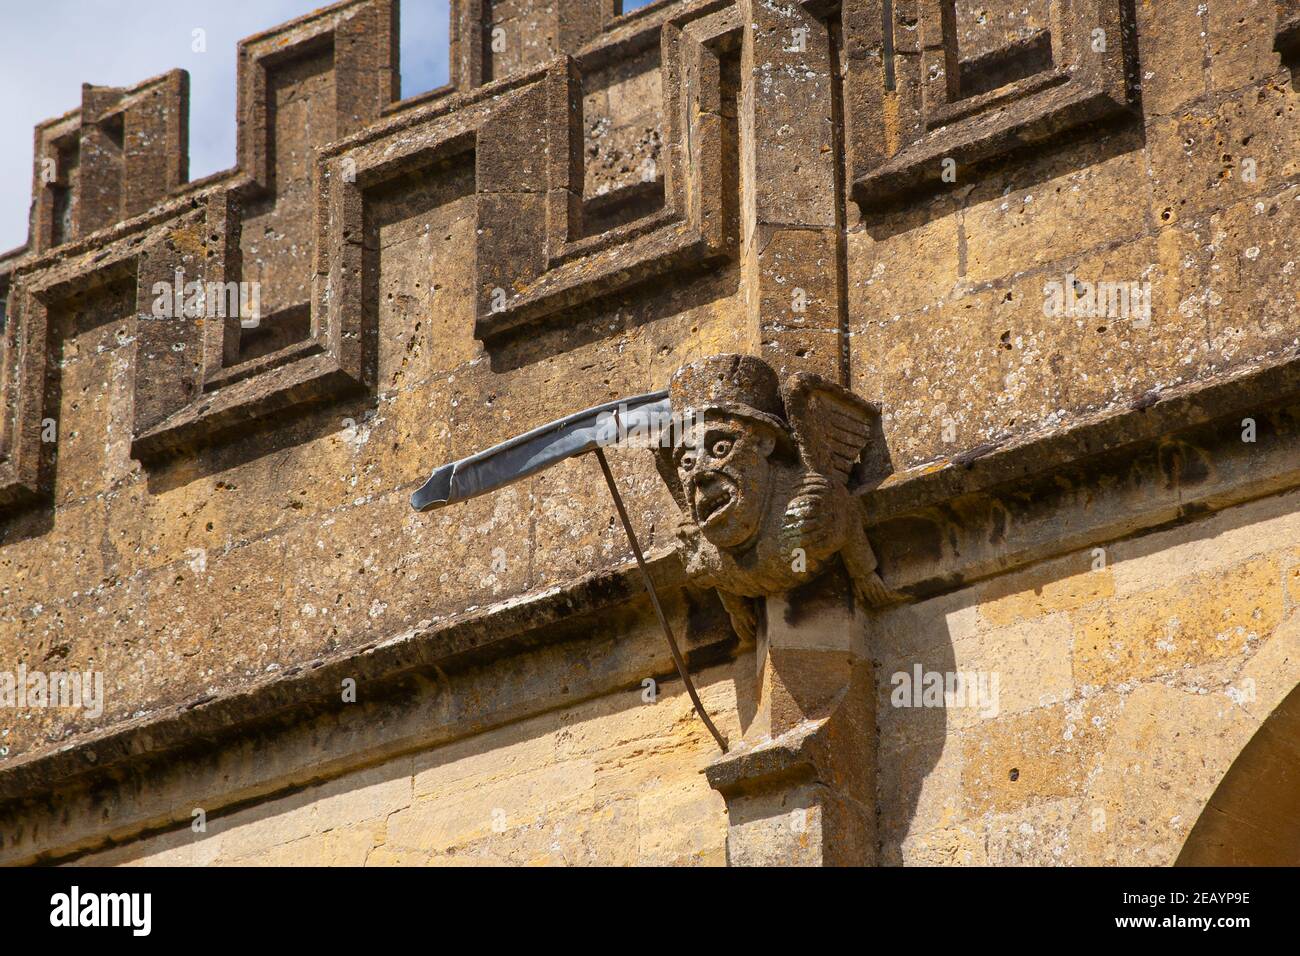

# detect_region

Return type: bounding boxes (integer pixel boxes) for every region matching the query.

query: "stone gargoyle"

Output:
[653,353,892,642]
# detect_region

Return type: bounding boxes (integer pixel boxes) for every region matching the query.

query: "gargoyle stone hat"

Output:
[668,353,791,439]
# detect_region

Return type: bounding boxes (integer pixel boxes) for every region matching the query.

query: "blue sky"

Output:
[0,0,453,252]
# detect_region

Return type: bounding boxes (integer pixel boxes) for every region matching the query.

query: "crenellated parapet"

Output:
[1,0,406,508]
[471,1,740,339]
[847,0,1137,209]
[1,0,745,508]
[236,0,399,194]
[28,70,189,255]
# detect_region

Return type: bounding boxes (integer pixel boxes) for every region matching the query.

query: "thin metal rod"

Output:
[592,447,728,753]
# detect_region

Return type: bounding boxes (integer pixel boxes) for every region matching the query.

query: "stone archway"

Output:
[1176,683,1300,866]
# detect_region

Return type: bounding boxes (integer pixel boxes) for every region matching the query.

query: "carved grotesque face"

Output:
[675,411,778,550]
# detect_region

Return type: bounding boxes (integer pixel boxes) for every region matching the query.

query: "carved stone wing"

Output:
[781,372,881,487]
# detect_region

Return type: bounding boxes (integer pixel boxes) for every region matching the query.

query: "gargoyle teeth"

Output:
[696,484,733,522]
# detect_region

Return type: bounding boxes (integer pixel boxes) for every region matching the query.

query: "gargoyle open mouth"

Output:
[693,476,735,526]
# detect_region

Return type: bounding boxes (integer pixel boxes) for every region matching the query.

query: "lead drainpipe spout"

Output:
[410,390,727,753]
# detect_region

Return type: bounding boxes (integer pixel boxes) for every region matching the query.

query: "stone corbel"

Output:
[704,568,877,866]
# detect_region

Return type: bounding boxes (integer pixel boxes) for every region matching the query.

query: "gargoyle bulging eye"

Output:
[680,454,696,471]
[711,440,732,458]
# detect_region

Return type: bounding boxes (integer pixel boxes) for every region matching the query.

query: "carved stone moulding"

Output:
[0,257,32,510]
[236,0,397,194]
[847,0,1136,209]
[125,0,399,460]
[0,225,157,510]
[471,0,741,341]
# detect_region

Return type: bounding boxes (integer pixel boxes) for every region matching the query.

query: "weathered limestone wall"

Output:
[51,479,1300,867]
[68,660,741,867]
[0,0,745,762]
[875,484,1300,865]
[1,0,1298,866]
[850,0,1300,470]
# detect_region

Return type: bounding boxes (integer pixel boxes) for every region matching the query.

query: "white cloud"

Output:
[0,0,450,252]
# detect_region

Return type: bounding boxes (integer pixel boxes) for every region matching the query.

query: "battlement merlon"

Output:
[28,70,188,254]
